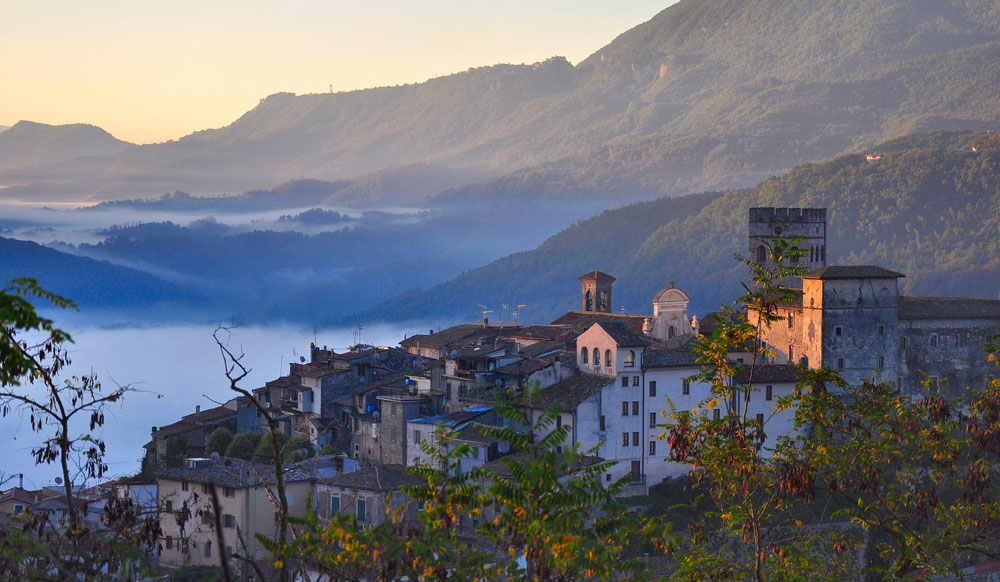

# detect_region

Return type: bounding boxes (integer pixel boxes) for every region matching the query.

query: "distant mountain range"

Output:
[362,130,1000,326]
[2,0,999,204]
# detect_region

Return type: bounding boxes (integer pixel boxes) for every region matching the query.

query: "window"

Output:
[930,334,938,348]
[756,245,766,262]
[668,325,675,339]
[837,358,844,370]
[391,427,397,443]
[357,499,367,522]
[900,336,907,349]
[599,415,605,431]
[330,495,340,514]
[223,514,236,529]
[165,500,173,513]
[649,441,656,455]
[682,380,690,395]
[12,504,23,514]
[649,412,656,428]
[624,350,635,367]
[621,402,629,416]
[181,481,189,492]
[202,511,213,525]
[413,430,421,445]
[580,348,588,364]
[835,326,842,336]
[585,289,593,311]
[877,356,885,369]
[226,546,233,559]
[788,314,794,329]
[622,432,629,447]
[648,381,657,397]
[165,536,173,550]
[765,385,773,401]
[621,376,628,388]
[959,334,969,347]
[878,324,885,335]
[556,415,562,429]
[223,487,235,498]
[391,403,396,417]
[605,350,612,367]
[593,348,599,366]
[204,541,212,559]
[632,432,639,446]
[788,346,794,363]
[631,460,641,481]
[202,484,210,495]
[632,401,639,415]
[756,413,765,427]
[713,409,720,420]
[632,376,639,387]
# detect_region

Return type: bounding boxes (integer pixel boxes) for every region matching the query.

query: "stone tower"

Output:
[578,271,615,313]
[748,207,827,285]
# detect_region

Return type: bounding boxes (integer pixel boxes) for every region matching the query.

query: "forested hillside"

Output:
[367,131,1000,325]
[3,0,1000,203]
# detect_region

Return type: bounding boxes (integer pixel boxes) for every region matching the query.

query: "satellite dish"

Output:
[299,356,306,363]
[211,452,220,461]
[54,477,62,485]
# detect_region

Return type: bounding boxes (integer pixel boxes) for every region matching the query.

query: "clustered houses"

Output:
[131,206,1000,576]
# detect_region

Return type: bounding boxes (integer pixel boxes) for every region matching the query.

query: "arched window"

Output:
[593,348,599,367]
[756,245,766,262]
[624,350,635,367]
[580,347,588,364]
[668,325,675,339]
[604,349,612,367]
[585,290,593,311]
[598,291,608,312]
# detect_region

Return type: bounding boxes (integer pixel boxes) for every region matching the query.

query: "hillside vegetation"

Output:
[366,130,1000,326]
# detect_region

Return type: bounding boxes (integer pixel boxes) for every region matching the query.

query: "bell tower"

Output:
[578,271,615,313]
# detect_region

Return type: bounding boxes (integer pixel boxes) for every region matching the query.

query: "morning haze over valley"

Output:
[4,1,1000,579]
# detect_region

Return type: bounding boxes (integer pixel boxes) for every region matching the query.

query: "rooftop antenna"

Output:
[513,304,526,323]
[502,304,509,321]
[353,315,366,347]
[329,84,333,93]
[313,323,318,345]
[478,305,493,327]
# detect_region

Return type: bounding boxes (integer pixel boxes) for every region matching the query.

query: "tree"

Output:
[663,240,857,581]
[166,433,191,468]
[225,431,263,460]
[252,432,289,464]
[318,443,340,456]
[0,277,159,579]
[206,426,234,457]
[281,435,315,463]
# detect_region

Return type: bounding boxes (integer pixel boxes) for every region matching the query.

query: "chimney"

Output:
[429,329,434,335]
[19,473,23,489]
[195,405,201,414]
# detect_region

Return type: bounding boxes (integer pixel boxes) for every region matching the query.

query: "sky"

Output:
[2,1,675,145]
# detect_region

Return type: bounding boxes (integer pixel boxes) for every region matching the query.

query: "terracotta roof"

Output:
[594,321,652,348]
[482,453,604,478]
[642,343,701,368]
[577,270,616,283]
[400,324,516,350]
[510,325,576,342]
[732,364,804,384]
[801,266,904,280]
[527,374,611,412]
[319,464,422,491]
[155,457,315,488]
[0,488,39,506]
[899,296,1000,320]
[550,311,649,335]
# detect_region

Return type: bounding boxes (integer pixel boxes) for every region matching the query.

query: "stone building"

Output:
[749,207,827,283]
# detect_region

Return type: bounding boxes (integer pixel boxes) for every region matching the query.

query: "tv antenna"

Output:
[478,305,493,326]
[353,315,366,347]
[512,304,526,323]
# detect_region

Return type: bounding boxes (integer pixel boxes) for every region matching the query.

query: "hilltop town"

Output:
[4,206,1000,579]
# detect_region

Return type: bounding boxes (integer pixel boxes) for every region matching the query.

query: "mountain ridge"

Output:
[4,0,1000,203]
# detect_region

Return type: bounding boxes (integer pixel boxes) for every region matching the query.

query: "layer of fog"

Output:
[0,322,426,489]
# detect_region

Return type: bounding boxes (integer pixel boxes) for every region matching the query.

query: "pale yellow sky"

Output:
[1,1,675,144]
